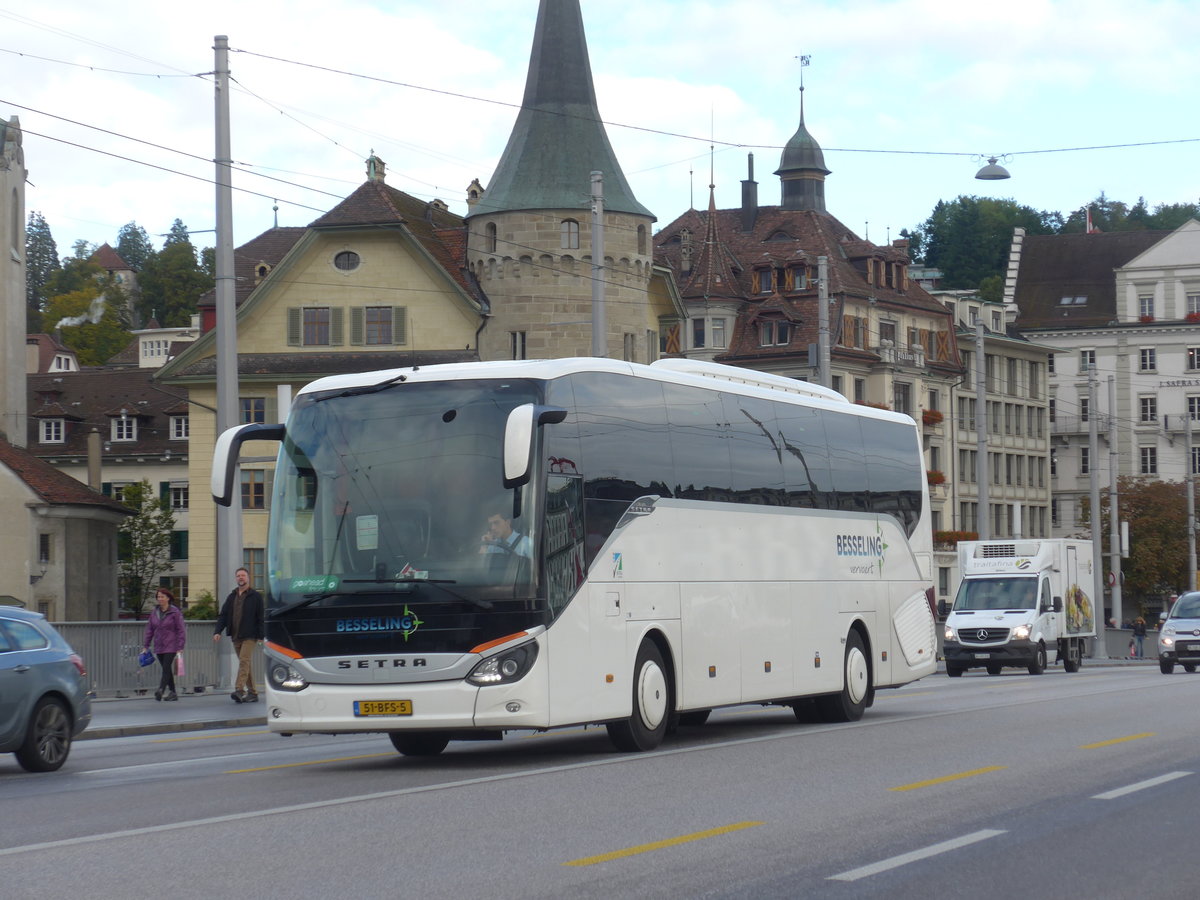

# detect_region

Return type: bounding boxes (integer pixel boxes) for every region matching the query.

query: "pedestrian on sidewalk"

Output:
[213,567,264,703]
[143,588,185,701]
[1133,617,1147,659]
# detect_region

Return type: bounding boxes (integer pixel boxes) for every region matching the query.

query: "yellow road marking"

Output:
[889,765,1007,792]
[151,730,269,743]
[563,821,764,867]
[226,753,393,773]
[1080,732,1155,749]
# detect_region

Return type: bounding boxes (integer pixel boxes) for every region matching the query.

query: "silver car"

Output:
[0,607,93,771]
[1158,591,1200,675]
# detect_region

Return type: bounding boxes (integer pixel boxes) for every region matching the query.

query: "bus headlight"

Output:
[467,641,539,686]
[268,662,308,692]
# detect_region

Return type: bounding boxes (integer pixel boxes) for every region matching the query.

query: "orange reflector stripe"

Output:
[470,631,529,654]
[266,641,303,660]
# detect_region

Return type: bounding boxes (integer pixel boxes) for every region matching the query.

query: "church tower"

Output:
[1,116,27,446]
[466,0,656,361]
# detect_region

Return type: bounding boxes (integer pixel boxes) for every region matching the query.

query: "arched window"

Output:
[637,224,647,255]
[561,219,580,250]
[485,222,497,254]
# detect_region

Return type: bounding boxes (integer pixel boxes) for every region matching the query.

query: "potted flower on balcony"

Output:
[1187,312,1200,323]
[921,409,944,427]
[934,530,979,548]
[1139,314,1155,323]
[926,470,946,486]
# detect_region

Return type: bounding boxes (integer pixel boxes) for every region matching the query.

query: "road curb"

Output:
[79,717,267,741]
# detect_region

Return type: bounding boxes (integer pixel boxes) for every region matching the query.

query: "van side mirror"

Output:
[938,599,950,617]
[1051,596,1063,613]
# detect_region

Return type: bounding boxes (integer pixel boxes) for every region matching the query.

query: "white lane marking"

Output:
[1092,771,1192,800]
[828,829,1006,882]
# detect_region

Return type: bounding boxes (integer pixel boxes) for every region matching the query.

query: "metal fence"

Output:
[53,620,263,697]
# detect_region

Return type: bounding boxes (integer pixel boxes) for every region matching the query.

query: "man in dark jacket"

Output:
[212,567,265,702]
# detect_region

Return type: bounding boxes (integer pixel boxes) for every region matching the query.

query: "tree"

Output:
[1147,201,1200,231]
[70,238,96,261]
[1096,477,1192,608]
[42,279,132,364]
[117,480,176,619]
[163,218,191,248]
[912,196,1053,289]
[137,239,214,327]
[25,211,60,333]
[115,221,155,271]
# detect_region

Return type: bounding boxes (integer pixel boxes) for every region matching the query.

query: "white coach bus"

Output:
[212,357,937,756]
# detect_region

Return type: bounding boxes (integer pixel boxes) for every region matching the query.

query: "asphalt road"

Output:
[1,665,1196,899]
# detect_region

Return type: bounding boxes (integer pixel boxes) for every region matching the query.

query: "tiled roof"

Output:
[197,227,307,308]
[655,204,960,371]
[166,349,479,379]
[24,333,78,373]
[0,437,131,514]
[89,243,131,272]
[1012,230,1170,329]
[27,369,190,459]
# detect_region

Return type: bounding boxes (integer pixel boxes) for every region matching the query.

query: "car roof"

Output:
[0,606,47,624]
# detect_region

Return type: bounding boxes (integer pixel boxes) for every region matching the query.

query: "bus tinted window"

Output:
[775,401,832,509]
[823,411,870,513]
[723,393,786,505]
[665,383,732,502]
[867,420,923,533]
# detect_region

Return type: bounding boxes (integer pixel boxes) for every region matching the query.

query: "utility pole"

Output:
[213,36,241,684]
[590,171,606,358]
[1108,376,1122,629]
[817,256,830,388]
[1189,410,1197,592]
[1089,365,1107,658]
[975,321,989,539]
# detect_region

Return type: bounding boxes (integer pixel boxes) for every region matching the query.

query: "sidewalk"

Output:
[79,690,267,741]
[78,656,1160,741]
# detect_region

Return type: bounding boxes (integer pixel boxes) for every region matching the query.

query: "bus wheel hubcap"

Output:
[846,646,868,705]
[637,661,667,730]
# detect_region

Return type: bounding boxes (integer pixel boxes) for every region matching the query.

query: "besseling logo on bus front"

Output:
[835,534,884,557]
[335,605,424,641]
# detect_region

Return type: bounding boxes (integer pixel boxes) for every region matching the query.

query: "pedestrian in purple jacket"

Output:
[143,588,186,701]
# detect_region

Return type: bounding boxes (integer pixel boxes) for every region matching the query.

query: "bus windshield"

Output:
[267,378,544,646]
[953,576,1038,611]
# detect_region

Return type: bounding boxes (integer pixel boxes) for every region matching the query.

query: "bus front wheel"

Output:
[389,732,450,757]
[607,640,670,752]
[816,630,870,722]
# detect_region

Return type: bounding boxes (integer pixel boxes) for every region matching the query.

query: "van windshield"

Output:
[953,577,1037,611]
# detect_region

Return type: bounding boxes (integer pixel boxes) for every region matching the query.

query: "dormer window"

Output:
[755,267,774,294]
[759,320,792,346]
[40,419,65,444]
[788,266,808,291]
[111,414,136,442]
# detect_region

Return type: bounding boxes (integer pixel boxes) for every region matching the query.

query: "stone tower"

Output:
[466,0,656,362]
[1,116,27,446]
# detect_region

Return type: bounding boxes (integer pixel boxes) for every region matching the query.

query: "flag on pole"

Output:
[1086,207,1102,234]
[799,55,811,66]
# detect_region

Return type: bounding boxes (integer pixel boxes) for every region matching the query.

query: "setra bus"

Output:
[211,357,938,755]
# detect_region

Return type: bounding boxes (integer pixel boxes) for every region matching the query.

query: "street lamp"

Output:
[975,156,1011,180]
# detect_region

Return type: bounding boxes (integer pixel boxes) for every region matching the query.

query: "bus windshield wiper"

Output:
[270,588,397,619]
[313,372,407,402]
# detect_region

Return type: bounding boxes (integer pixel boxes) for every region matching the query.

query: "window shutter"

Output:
[287,308,301,346]
[102,482,112,497]
[265,396,278,424]
[752,271,761,293]
[350,307,364,345]
[330,307,344,346]
[265,468,275,511]
[393,307,407,345]
[160,481,170,503]
[783,267,794,291]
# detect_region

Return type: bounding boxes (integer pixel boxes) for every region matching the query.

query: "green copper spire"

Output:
[479,0,653,219]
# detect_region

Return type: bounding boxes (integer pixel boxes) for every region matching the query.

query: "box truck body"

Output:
[944,539,1096,676]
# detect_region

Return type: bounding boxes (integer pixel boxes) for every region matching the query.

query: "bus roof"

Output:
[294,357,914,426]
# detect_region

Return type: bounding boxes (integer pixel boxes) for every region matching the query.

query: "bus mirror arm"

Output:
[503,404,567,488]
[211,423,286,506]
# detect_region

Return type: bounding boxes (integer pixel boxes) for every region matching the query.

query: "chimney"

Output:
[366,153,386,183]
[740,153,758,232]
[87,428,102,491]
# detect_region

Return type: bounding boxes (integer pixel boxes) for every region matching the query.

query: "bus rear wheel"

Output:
[816,630,869,722]
[389,732,450,757]
[607,640,670,752]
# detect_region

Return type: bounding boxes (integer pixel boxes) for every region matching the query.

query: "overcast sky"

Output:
[3,0,1198,258]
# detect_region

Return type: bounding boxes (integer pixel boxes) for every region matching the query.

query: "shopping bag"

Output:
[175,653,186,677]
[138,649,154,667]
